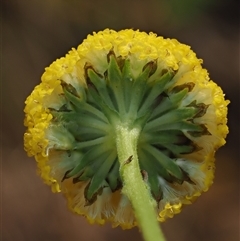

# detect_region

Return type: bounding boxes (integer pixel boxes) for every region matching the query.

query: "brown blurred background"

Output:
[2,0,239,241]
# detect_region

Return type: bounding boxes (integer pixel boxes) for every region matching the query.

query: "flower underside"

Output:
[24,29,229,228]
[50,50,210,206]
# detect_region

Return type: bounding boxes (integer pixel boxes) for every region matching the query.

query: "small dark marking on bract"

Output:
[116,56,125,71]
[61,169,73,182]
[161,69,168,75]
[172,82,195,93]
[180,167,196,185]
[107,49,116,63]
[142,60,158,77]
[84,62,94,84]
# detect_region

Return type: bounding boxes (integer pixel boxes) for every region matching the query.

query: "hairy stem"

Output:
[115,124,167,241]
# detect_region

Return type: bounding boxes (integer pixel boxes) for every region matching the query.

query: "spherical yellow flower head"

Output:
[24,29,229,228]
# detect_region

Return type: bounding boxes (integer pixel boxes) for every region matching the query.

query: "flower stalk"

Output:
[116,124,166,241]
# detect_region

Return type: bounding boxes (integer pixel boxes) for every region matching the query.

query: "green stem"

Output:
[115,124,167,241]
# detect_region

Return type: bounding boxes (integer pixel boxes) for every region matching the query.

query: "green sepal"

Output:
[87,68,116,111]
[133,109,152,130]
[66,144,110,178]
[149,120,205,133]
[53,111,103,127]
[121,59,134,112]
[107,51,123,82]
[162,143,195,155]
[139,149,162,202]
[148,88,189,121]
[84,150,117,203]
[73,150,111,183]
[69,124,106,142]
[52,111,109,136]
[87,83,120,124]
[86,81,106,109]
[138,71,175,117]
[140,129,190,146]
[106,160,121,191]
[107,53,125,113]
[61,83,109,124]
[128,61,157,115]
[145,107,198,132]
[74,136,110,151]
[121,59,133,84]
[143,144,184,182]
[72,166,94,183]
[140,147,170,182]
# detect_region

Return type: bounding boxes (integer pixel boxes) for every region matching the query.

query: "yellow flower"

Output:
[24,29,229,228]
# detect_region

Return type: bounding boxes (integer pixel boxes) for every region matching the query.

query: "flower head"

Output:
[24,29,229,228]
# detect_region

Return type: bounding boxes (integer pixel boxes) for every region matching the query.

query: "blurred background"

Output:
[2,0,239,240]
